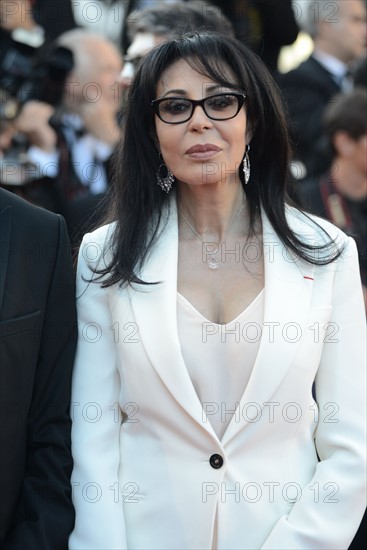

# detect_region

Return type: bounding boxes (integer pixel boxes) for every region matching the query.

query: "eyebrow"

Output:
[160,84,225,98]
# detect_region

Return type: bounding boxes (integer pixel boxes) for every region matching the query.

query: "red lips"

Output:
[185,143,221,154]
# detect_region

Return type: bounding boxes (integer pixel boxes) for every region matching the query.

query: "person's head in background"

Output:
[57,29,123,114]
[323,87,367,200]
[300,0,366,64]
[120,0,234,89]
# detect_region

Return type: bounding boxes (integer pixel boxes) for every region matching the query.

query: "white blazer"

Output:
[69,202,366,550]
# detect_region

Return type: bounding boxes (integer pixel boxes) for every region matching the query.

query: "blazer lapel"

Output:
[129,203,317,446]
[221,209,315,446]
[128,199,219,442]
[0,205,11,314]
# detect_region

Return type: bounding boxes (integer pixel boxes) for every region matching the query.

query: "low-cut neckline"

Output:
[177,288,265,326]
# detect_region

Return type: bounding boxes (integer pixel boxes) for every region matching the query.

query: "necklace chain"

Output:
[179,202,245,270]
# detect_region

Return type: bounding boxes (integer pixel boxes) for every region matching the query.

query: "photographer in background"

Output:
[1,0,49,108]
[1,27,123,246]
[0,0,75,97]
[0,91,68,213]
[0,0,75,214]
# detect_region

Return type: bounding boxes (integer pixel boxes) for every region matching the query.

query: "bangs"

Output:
[142,34,258,129]
[184,55,242,92]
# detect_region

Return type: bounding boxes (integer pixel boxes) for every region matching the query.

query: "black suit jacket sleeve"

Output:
[280,69,326,147]
[279,57,340,174]
[2,214,77,549]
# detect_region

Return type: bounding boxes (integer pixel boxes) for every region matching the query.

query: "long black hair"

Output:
[96,32,341,287]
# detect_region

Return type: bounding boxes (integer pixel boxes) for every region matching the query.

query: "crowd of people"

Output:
[0,1,366,549]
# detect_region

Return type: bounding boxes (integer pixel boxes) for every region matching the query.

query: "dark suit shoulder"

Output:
[281,56,320,77]
[0,188,61,238]
[280,56,338,90]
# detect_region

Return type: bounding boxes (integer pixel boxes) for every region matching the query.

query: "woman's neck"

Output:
[177,181,247,242]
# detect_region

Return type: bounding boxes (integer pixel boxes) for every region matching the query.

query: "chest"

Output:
[177,236,264,324]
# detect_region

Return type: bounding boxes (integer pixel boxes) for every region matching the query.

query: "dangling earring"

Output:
[243,144,251,185]
[156,155,174,193]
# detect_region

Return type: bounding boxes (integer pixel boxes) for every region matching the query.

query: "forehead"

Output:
[340,0,366,18]
[156,58,236,96]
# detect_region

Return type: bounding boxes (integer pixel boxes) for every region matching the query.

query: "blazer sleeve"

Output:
[69,232,128,550]
[262,236,367,549]
[3,216,77,550]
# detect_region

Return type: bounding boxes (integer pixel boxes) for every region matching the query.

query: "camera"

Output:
[1,39,73,106]
[0,34,73,187]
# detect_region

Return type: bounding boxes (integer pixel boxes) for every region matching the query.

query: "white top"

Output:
[177,289,265,440]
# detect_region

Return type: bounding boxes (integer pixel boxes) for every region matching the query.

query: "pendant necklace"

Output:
[179,201,245,270]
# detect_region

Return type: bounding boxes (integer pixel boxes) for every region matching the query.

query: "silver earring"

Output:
[243,144,250,185]
[156,158,174,193]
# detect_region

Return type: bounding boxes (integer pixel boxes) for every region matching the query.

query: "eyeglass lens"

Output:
[158,94,241,123]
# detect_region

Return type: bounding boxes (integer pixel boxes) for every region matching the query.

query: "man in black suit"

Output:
[0,188,76,548]
[280,0,367,180]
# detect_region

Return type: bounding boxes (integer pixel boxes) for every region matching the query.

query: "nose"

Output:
[187,103,213,131]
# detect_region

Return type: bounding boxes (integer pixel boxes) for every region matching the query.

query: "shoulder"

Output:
[280,57,313,80]
[79,222,116,255]
[76,222,117,291]
[285,205,350,247]
[0,190,70,276]
[284,206,359,275]
[280,56,330,86]
[0,187,61,238]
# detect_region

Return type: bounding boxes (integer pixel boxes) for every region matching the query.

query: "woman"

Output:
[69,33,366,549]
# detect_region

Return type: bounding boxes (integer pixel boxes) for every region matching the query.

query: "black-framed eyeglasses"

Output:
[151,93,246,124]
